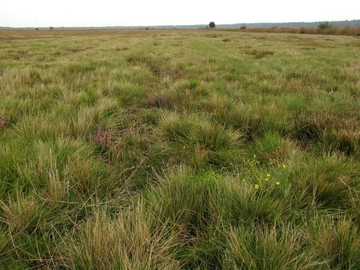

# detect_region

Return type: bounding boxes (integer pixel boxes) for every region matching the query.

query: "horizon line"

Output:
[1,19,360,29]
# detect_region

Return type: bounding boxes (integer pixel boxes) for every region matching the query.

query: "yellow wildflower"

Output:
[254,184,259,190]
[276,181,280,185]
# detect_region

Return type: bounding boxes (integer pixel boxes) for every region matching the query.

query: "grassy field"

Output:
[0,28,360,269]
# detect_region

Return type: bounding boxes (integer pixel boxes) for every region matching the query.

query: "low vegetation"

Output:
[0,28,359,269]
[239,26,360,36]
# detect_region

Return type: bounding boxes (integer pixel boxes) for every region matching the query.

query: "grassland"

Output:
[0,28,360,269]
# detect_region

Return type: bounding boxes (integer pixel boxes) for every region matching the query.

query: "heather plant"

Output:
[0,116,8,130]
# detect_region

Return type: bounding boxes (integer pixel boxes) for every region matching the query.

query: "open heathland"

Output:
[0,28,360,269]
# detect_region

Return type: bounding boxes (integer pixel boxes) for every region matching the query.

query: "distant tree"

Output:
[318,21,332,30]
[209,21,216,28]
[49,26,54,30]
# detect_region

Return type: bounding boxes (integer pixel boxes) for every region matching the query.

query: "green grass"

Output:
[0,29,360,269]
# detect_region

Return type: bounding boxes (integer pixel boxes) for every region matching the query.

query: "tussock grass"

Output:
[0,29,359,269]
[306,215,360,269]
[60,205,182,269]
[224,224,321,269]
[151,112,244,170]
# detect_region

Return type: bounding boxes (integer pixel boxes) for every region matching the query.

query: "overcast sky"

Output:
[1,0,359,28]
